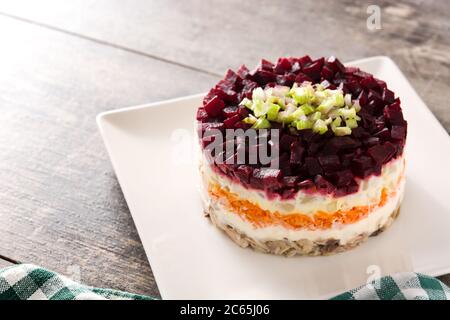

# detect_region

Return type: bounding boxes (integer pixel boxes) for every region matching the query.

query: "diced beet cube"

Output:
[382,88,395,104]
[391,125,406,140]
[237,65,250,78]
[290,141,304,165]
[321,137,361,155]
[298,179,314,189]
[274,57,292,74]
[281,167,292,176]
[367,142,396,165]
[276,73,296,86]
[345,80,363,96]
[305,157,323,175]
[308,141,323,155]
[314,175,336,193]
[196,107,209,121]
[396,145,404,157]
[367,100,382,116]
[318,155,341,174]
[358,90,369,107]
[334,187,348,197]
[329,169,354,187]
[280,134,297,152]
[270,122,283,130]
[368,90,383,108]
[340,152,354,167]
[291,61,301,73]
[275,152,291,171]
[222,106,239,118]
[238,106,249,118]
[204,96,225,117]
[241,79,259,98]
[259,59,274,71]
[326,56,345,74]
[199,122,224,136]
[214,80,237,103]
[203,89,216,105]
[224,69,239,85]
[253,168,282,187]
[360,111,375,128]
[298,55,313,68]
[351,127,370,139]
[345,66,360,74]
[283,176,300,187]
[351,155,373,177]
[295,73,313,84]
[250,169,264,188]
[251,69,276,85]
[302,58,324,80]
[224,114,241,129]
[234,121,251,130]
[298,129,317,144]
[282,188,297,199]
[235,165,253,184]
[383,101,405,125]
[353,70,373,79]
[321,66,334,80]
[347,180,359,194]
[363,137,380,147]
[374,128,391,140]
[376,79,387,89]
[360,76,380,91]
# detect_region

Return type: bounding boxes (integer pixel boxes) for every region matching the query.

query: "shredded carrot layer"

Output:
[208,184,395,231]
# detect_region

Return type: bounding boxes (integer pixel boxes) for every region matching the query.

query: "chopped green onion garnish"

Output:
[338,107,356,119]
[252,87,266,101]
[300,104,315,115]
[239,82,360,135]
[252,117,271,129]
[253,100,268,117]
[333,126,352,136]
[332,117,342,127]
[346,118,358,129]
[313,119,328,134]
[267,103,281,121]
[310,111,322,121]
[243,115,257,124]
[294,119,313,130]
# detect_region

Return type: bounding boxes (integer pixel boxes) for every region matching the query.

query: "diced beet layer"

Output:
[196,56,407,198]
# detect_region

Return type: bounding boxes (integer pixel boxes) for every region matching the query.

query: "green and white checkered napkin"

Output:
[0,264,449,300]
[0,264,152,300]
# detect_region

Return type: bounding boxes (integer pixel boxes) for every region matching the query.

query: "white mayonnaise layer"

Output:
[201,154,405,215]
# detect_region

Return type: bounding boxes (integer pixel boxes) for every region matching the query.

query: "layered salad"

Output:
[197,56,407,256]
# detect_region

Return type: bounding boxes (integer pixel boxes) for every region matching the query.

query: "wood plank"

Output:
[0,15,218,297]
[0,0,448,131]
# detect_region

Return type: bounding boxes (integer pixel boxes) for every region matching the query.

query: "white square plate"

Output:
[97,56,450,299]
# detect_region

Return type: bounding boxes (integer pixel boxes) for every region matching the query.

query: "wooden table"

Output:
[0,0,448,297]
